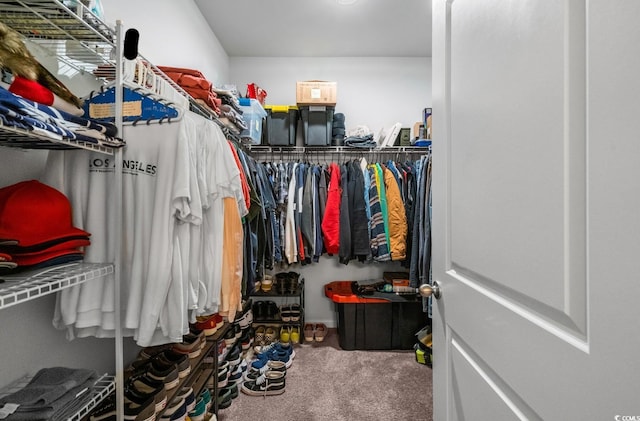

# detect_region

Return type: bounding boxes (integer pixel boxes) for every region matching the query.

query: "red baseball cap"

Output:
[0,180,90,247]
[9,238,91,257]
[12,248,84,267]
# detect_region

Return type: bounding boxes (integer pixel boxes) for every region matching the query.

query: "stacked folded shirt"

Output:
[0,180,91,273]
[157,66,222,116]
[0,86,123,148]
[0,367,98,421]
[213,85,247,134]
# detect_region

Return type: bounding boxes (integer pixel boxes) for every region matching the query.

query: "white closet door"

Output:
[431,0,640,419]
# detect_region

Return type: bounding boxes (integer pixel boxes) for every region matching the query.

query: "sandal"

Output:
[314,323,327,342]
[304,323,315,342]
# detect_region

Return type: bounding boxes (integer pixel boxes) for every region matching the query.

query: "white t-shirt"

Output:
[200,123,243,314]
[44,119,191,346]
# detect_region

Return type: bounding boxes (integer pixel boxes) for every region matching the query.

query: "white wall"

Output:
[230,56,432,140]
[102,0,229,84]
[232,56,431,327]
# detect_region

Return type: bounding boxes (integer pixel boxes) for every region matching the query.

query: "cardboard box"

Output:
[296,81,337,106]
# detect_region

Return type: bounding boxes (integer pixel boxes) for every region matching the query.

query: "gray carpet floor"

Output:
[217,329,433,421]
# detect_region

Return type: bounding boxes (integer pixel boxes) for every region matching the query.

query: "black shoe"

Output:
[253,301,266,321]
[218,388,233,409]
[265,301,279,320]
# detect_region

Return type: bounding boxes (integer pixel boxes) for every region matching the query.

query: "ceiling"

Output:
[194,0,432,58]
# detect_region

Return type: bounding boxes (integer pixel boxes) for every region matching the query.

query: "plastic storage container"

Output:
[263,105,299,146]
[239,98,267,145]
[300,106,335,146]
[324,281,425,350]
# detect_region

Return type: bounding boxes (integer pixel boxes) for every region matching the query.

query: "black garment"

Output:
[338,163,352,264]
[301,165,314,264]
[350,160,370,260]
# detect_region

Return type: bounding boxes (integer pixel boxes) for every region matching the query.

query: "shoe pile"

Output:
[240,341,294,397]
[211,305,253,413]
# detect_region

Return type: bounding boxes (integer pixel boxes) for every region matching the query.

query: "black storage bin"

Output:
[337,302,393,350]
[263,105,299,146]
[335,298,424,350]
[300,105,334,146]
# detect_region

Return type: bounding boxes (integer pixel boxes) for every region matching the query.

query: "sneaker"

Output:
[227,365,244,384]
[223,326,236,347]
[217,388,233,409]
[217,341,227,363]
[129,358,179,391]
[236,308,253,329]
[279,325,290,343]
[217,362,230,388]
[172,333,202,359]
[159,397,186,421]
[199,388,212,412]
[264,326,277,344]
[138,343,173,361]
[240,329,252,351]
[225,344,241,367]
[224,382,239,400]
[245,359,287,381]
[188,396,207,421]
[280,305,292,322]
[290,326,300,344]
[241,371,286,396]
[123,388,159,421]
[185,329,206,350]
[193,313,219,336]
[289,304,301,322]
[124,398,156,421]
[176,387,196,412]
[157,349,191,379]
[126,375,167,413]
[254,325,266,345]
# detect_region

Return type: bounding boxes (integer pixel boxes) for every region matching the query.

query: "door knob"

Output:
[418,281,441,299]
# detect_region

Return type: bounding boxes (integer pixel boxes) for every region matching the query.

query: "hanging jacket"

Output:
[375,164,391,260]
[383,165,408,260]
[350,160,370,260]
[338,163,352,264]
[368,165,390,261]
[321,163,341,254]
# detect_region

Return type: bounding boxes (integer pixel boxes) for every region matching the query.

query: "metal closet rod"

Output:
[247,145,430,154]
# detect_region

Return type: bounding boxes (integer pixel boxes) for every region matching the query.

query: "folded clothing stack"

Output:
[332,112,346,146]
[0,367,98,421]
[0,180,91,274]
[0,85,122,148]
[157,66,222,116]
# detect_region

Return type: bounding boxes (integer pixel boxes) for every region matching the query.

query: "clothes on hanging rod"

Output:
[238,148,432,285]
[42,110,247,347]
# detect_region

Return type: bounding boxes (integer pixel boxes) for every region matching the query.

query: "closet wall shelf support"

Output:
[0,373,115,421]
[0,262,113,310]
[0,123,116,155]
